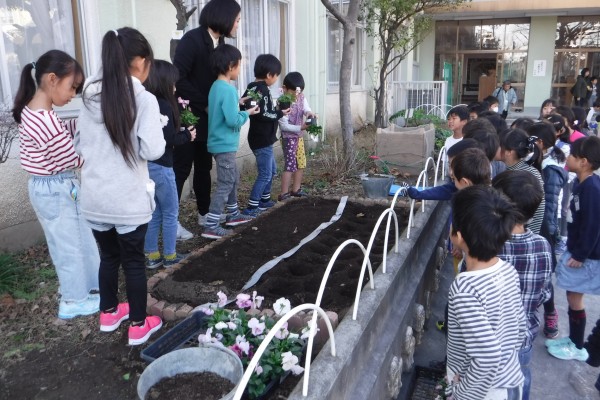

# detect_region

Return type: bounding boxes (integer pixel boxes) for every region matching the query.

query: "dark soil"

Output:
[146,371,235,400]
[153,198,407,316]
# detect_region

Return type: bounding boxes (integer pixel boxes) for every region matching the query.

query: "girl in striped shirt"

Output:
[12,50,100,319]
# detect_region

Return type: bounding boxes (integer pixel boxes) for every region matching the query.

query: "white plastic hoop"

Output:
[435,146,447,185]
[232,304,336,400]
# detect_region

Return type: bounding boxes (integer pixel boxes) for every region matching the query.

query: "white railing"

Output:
[388,81,448,120]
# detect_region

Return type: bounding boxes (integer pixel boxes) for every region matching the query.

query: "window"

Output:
[0,0,77,103]
[326,0,365,90]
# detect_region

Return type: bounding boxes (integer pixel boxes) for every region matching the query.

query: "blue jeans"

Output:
[28,171,100,302]
[518,344,532,400]
[248,146,276,206]
[144,163,179,256]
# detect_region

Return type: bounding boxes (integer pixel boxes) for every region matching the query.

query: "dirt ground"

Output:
[0,125,419,400]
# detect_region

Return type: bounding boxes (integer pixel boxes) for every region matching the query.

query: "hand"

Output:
[451,247,462,258]
[567,257,583,268]
[398,181,410,196]
[188,126,196,141]
[239,96,250,106]
[300,123,308,131]
[247,105,260,116]
[282,108,291,115]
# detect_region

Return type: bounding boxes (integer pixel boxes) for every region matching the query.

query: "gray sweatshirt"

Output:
[75,75,165,227]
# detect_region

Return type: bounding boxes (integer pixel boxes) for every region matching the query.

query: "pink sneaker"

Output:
[99,303,130,332]
[128,316,163,346]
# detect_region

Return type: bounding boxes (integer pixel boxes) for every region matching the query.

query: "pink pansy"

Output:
[227,321,237,330]
[229,344,243,358]
[236,293,252,309]
[236,335,250,355]
[217,291,228,307]
[177,97,190,107]
[199,307,214,315]
[274,322,289,340]
[255,365,263,375]
[248,317,266,336]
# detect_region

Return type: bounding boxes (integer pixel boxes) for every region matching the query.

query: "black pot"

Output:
[244,99,258,110]
[306,116,318,126]
[278,101,291,111]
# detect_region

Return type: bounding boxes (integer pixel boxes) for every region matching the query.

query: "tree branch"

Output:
[321,0,347,25]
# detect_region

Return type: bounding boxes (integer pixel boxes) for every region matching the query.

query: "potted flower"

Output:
[306,124,323,142]
[245,87,262,110]
[178,97,199,127]
[198,291,309,399]
[277,92,296,111]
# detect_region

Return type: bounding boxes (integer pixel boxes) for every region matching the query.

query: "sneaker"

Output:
[145,254,163,269]
[99,303,130,332]
[58,297,100,319]
[277,192,291,201]
[258,200,276,210]
[176,223,194,241]
[163,253,188,267]
[242,207,263,217]
[198,213,226,226]
[545,336,573,348]
[544,310,559,338]
[291,189,308,197]
[547,341,589,361]
[225,213,254,227]
[201,225,233,240]
[128,316,163,346]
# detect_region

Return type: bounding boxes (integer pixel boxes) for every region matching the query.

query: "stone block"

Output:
[260,309,275,318]
[286,315,305,332]
[154,272,169,280]
[147,277,160,289]
[176,304,194,319]
[146,295,158,314]
[150,301,166,317]
[163,304,178,321]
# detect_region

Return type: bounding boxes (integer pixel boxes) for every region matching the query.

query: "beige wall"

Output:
[324,91,370,135]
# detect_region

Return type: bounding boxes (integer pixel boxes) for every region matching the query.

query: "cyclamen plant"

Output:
[178,97,199,127]
[198,291,310,399]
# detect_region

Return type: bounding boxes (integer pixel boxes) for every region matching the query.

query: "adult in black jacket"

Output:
[172,0,241,229]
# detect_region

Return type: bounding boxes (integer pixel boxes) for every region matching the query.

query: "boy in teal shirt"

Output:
[202,44,259,239]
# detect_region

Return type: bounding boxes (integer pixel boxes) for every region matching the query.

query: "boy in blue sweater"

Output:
[202,44,260,240]
[242,54,289,216]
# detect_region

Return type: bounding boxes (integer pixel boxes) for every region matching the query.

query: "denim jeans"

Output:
[93,224,148,322]
[206,152,239,226]
[144,163,179,256]
[248,145,276,206]
[28,171,100,302]
[518,344,532,400]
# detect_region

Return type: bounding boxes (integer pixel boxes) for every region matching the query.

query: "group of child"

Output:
[12,2,314,347]
[400,96,600,398]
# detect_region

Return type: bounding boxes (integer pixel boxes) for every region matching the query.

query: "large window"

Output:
[0,0,77,103]
[326,0,365,91]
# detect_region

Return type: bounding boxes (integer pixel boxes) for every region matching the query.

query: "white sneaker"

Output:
[198,213,225,226]
[176,222,194,241]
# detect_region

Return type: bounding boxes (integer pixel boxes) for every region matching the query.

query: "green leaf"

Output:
[122,373,130,381]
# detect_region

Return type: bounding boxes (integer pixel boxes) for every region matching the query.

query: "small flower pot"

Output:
[137,346,243,400]
[278,101,291,111]
[306,116,318,126]
[245,100,257,110]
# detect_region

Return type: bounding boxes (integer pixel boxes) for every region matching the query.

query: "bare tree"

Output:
[0,104,18,164]
[169,0,198,61]
[362,0,467,128]
[321,0,362,165]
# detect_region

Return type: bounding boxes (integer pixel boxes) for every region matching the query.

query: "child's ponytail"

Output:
[526,135,542,172]
[528,121,566,164]
[91,27,153,168]
[12,50,83,123]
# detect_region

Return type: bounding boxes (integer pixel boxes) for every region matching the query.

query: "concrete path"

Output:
[404,255,600,399]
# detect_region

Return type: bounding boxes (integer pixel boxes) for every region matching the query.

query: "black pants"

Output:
[93,224,148,322]
[575,97,588,107]
[173,140,212,215]
[501,110,508,119]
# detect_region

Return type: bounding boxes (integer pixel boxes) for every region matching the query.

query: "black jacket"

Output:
[173,27,223,142]
[244,81,284,150]
[152,97,192,167]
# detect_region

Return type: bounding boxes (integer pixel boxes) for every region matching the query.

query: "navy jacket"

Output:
[152,98,192,168]
[541,159,567,241]
[173,27,223,142]
[568,174,600,262]
[407,182,457,201]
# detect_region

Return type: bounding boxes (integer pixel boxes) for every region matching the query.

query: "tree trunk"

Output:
[339,22,356,166]
[374,48,392,129]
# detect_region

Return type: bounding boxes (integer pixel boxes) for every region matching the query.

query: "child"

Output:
[483,95,499,113]
[539,98,557,120]
[547,136,600,362]
[201,44,260,240]
[242,54,288,217]
[442,105,469,170]
[500,128,546,235]
[76,28,166,345]
[528,121,568,341]
[278,72,315,200]
[143,60,196,268]
[585,99,600,135]
[492,170,553,400]
[446,185,526,399]
[12,50,100,320]
[553,106,586,143]
[462,118,506,178]
[468,101,488,120]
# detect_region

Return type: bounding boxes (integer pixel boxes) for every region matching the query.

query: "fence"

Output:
[388,81,448,119]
